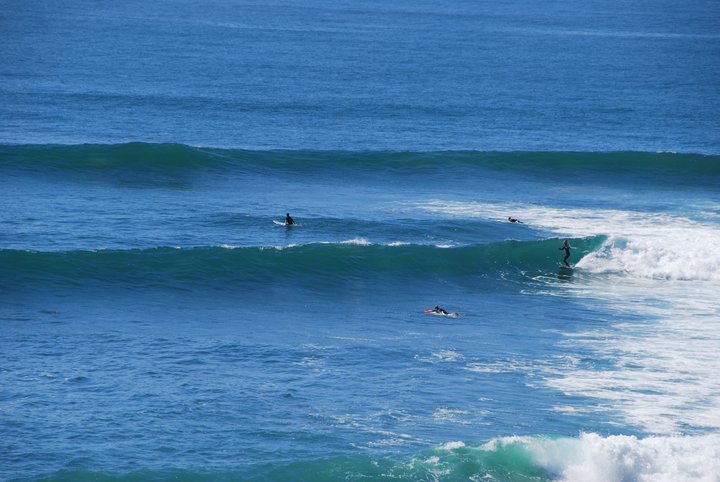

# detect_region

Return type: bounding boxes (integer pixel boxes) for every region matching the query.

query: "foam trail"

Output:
[417,200,720,435]
[544,280,720,434]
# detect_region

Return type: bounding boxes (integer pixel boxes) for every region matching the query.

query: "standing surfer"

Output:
[559,239,571,267]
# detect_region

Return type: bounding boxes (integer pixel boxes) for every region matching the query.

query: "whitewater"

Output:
[2,0,720,480]
[2,145,719,482]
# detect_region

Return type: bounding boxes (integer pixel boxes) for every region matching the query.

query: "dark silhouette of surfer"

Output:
[508,217,523,224]
[432,305,449,315]
[285,213,294,225]
[559,240,571,267]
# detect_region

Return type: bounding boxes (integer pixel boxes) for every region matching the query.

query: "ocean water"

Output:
[2,1,720,482]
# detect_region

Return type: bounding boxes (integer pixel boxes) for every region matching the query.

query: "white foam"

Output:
[416,350,466,366]
[366,434,415,448]
[416,200,720,281]
[256,243,298,250]
[274,243,299,250]
[418,199,720,435]
[433,408,469,424]
[464,359,531,374]
[323,238,411,246]
[431,350,464,362]
[576,231,720,281]
[340,237,371,245]
[545,290,720,434]
[439,440,466,450]
[551,283,720,434]
[481,433,720,482]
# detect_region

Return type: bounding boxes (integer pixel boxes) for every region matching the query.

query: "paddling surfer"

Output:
[432,305,449,315]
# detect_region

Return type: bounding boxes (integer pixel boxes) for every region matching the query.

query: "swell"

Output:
[1,143,718,184]
[0,237,605,290]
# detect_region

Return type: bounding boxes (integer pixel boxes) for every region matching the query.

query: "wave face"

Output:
[2,143,719,186]
[417,201,720,282]
[1,237,605,290]
[25,434,720,482]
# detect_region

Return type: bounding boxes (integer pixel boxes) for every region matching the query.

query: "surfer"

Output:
[432,305,449,315]
[285,212,294,226]
[508,217,523,224]
[559,239,571,267]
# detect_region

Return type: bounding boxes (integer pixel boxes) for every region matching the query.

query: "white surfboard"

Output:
[424,309,459,318]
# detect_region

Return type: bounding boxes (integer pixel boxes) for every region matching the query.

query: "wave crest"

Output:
[2,143,718,182]
[1,237,604,290]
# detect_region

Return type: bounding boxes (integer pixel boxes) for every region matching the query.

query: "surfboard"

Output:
[273,220,292,226]
[424,309,459,318]
[557,265,573,278]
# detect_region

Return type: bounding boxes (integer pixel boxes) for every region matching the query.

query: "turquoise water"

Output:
[2,1,720,481]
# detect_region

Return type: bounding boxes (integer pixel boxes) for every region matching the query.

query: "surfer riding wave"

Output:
[559,239,571,267]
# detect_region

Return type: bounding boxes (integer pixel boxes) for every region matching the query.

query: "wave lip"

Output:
[475,433,720,482]
[576,233,720,281]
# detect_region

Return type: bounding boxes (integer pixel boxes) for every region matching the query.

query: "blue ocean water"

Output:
[2,1,720,481]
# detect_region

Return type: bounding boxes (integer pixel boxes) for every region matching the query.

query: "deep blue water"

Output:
[2,0,719,151]
[2,1,720,481]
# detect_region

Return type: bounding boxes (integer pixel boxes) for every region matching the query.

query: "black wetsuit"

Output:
[285,214,294,225]
[559,243,570,267]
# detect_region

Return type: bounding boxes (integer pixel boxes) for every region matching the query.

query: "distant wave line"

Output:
[1,143,717,179]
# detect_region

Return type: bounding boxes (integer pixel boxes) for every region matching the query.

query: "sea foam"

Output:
[478,433,720,482]
[417,200,720,281]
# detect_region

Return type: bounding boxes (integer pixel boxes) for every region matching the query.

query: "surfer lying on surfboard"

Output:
[431,305,448,315]
[424,306,460,317]
[508,216,523,224]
